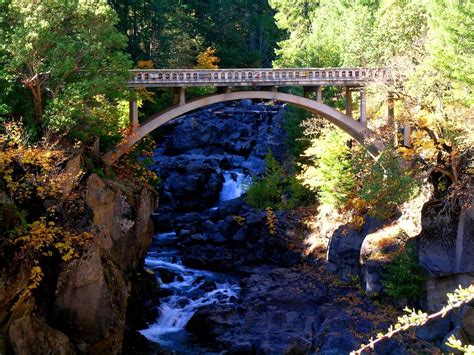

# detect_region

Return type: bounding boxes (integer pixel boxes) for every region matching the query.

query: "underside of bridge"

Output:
[103,90,386,166]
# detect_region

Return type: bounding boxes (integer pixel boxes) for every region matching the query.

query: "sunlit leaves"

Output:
[2,0,131,137]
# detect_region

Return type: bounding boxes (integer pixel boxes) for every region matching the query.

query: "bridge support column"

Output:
[304,86,323,101]
[316,86,323,102]
[173,87,186,106]
[359,88,367,125]
[403,125,412,147]
[387,92,398,145]
[129,101,138,127]
[345,87,353,118]
[217,86,232,94]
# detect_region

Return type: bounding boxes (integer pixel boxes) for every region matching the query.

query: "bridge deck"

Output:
[129,68,385,88]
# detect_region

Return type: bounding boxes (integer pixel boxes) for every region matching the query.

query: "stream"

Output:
[139,172,249,351]
[132,101,409,354]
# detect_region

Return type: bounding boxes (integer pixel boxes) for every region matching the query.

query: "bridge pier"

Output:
[304,86,323,102]
[403,125,412,147]
[173,87,186,106]
[217,86,232,94]
[129,101,138,126]
[316,86,323,102]
[345,87,353,118]
[359,88,367,125]
[387,92,398,145]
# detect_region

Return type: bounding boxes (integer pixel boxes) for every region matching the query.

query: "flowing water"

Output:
[138,171,251,350]
[219,171,252,202]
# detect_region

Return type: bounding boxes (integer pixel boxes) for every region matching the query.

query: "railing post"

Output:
[345,87,353,118]
[359,88,367,125]
[129,101,138,127]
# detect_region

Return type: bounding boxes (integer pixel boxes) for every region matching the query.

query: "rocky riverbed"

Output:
[128,100,441,354]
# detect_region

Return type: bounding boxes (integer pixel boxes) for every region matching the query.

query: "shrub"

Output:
[299,128,355,208]
[244,150,315,210]
[381,244,426,303]
[299,127,420,219]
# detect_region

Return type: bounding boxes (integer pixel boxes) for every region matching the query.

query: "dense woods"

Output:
[109,0,283,68]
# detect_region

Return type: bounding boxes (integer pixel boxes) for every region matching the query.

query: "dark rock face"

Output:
[52,175,156,354]
[8,316,74,355]
[418,202,474,277]
[150,101,286,213]
[326,216,384,280]
[1,173,156,355]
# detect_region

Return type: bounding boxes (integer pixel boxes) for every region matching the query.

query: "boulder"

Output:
[441,326,469,353]
[360,225,405,296]
[327,217,383,280]
[418,197,474,277]
[425,272,474,312]
[54,247,128,353]
[416,315,451,341]
[8,316,74,355]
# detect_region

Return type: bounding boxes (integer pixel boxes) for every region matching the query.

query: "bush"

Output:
[299,127,420,219]
[299,128,356,208]
[381,244,426,303]
[283,106,312,158]
[244,150,315,210]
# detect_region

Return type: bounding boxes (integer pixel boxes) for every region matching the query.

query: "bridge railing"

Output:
[129,67,386,87]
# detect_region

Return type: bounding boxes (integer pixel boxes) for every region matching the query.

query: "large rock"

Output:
[416,315,452,341]
[327,216,383,280]
[54,248,128,353]
[360,225,406,296]
[8,316,74,355]
[418,196,474,277]
[85,175,155,271]
[51,174,155,353]
[425,273,474,311]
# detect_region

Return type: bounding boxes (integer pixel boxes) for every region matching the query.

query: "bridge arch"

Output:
[103,91,385,165]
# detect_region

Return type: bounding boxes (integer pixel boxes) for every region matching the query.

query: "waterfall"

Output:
[219,171,252,202]
[139,232,240,344]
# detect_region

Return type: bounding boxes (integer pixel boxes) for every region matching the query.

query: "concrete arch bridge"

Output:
[103,68,403,165]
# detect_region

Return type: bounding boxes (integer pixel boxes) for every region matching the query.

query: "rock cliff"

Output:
[1,173,156,354]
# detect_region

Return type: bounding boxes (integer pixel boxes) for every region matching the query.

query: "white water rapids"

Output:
[219,171,252,202]
[139,171,250,345]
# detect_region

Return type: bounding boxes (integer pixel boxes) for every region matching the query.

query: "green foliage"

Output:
[244,150,315,210]
[283,106,312,158]
[300,128,355,208]
[354,149,420,220]
[381,245,426,302]
[300,128,419,219]
[110,0,284,68]
[1,0,131,141]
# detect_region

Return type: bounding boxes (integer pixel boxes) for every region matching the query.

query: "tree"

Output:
[109,0,283,68]
[196,47,220,69]
[1,0,131,137]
